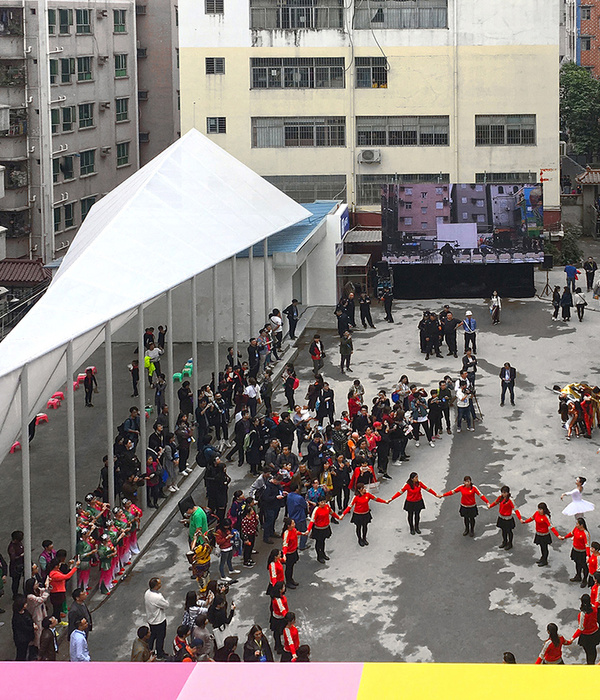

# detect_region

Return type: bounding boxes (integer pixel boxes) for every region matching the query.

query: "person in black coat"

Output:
[382,289,394,323]
[178,381,194,416]
[12,595,34,661]
[359,292,375,328]
[316,384,335,427]
[442,312,461,358]
[283,300,299,340]
[247,339,260,378]
[208,462,231,522]
[499,363,517,407]
[560,286,573,321]
[335,309,350,337]
[243,625,274,662]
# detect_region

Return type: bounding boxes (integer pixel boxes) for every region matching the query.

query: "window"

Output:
[581,6,591,20]
[77,56,92,81]
[403,217,412,225]
[356,173,450,205]
[114,53,128,78]
[462,212,468,220]
[115,98,129,122]
[476,214,485,223]
[58,8,73,33]
[356,57,387,88]
[62,106,75,132]
[76,9,91,33]
[53,207,61,232]
[61,57,75,83]
[250,0,344,29]
[356,116,449,147]
[64,202,75,228]
[421,192,427,199]
[113,9,126,32]
[251,57,344,89]
[476,199,484,207]
[435,201,443,209]
[116,141,130,166]
[207,117,226,134]
[475,171,537,183]
[205,0,224,13]
[48,8,56,34]
[51,108,60,134]
[404,201,412,209]
[206,57,225,74]
[80,149,95,176]
[81,196,96,221]
[436,216,444,225]
[252,116,345,147]
[581,36,592,51]
[50,58,58,84]
[420,207,427,214]
[475,115,536,146]
[263,174,346,202]
[421,222,428,230]
[135,5,147,15]
[353,0,448,29]
[61,155,74,180]
[52,158,60,183]
[78,103,94,129]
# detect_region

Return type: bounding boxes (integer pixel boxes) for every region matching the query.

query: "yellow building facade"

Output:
[179,0,560,213]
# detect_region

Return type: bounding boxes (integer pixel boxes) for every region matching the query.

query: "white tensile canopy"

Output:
[0,128,310,463]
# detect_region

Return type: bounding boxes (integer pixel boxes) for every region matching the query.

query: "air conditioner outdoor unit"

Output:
[99,101,110,110]
[358,149,381,164]
[97,9,108,18]
[98,55,109,64]
[100,146,111,155]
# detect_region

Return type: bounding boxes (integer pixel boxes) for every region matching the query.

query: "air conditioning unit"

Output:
[99,101,111,110]
[358,149,381,164]
[97,9,108,18]
[100,146,111,155]
[97,55,109,64]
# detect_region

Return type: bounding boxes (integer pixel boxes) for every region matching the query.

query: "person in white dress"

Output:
[561,477,595,519]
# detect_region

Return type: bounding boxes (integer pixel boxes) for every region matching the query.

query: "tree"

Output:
[560,62,600,155]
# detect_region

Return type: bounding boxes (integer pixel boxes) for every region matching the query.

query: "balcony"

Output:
[250,0,344,30]
[0,208,31,239]
[0,109,27,139]
[0,8,24,36]
[2,160,27,190]
[0,60,25,87]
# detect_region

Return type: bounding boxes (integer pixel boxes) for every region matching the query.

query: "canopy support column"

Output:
[20,363,32,581]
[249,245,255,338]
[105,321,115,508]
[231,256,238,363]
[263,238,270,322]
[166,288,174,428]
[191,276,199,404]
[66,341,77,557]
[212,266,219,385]
[138,304,147,507]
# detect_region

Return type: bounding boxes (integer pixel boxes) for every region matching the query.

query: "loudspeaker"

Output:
[178,494,196,517]
[540,254,554,271]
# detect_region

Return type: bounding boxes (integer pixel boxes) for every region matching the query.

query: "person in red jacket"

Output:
[560,518,591,587]
[535,623,571,664]
[304,496,340,563]
[281,611,300,662]
[570,593,600,664]
[516,502,561,567]
[341,482,387,547]
[48,557,79,623]
[348,461,377,492]
[440,475,490,538]
[281,517,300,588]
[488,485,517,550]
[590,572,600,621]
[587,541,599,588]
[269,581,288,655]
[387,472,439,535]
[266,549,284,596]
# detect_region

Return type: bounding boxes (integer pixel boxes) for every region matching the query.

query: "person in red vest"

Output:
[535,623,571,664]
[440,475,490,538]
[387,472,439,536]
[488,486,517,550]
[516,503,561,567]
[341,482,387,547]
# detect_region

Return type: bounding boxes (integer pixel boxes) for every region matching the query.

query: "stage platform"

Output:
[391,263,536,299]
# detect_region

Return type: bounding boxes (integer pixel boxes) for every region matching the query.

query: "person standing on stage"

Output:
[488,486,517,550]
[440,476,489,538]
[516,503,561,567]
[341,482,387,547]
[387,472,439,536]
[442,312,461,358]
[462,311,477,353]
[359,292,376,329]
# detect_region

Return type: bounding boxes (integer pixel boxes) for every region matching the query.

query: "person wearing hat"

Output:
[463,311,477,353]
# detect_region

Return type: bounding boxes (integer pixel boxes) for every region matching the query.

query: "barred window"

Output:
[250,0,344,30]
[206,57,225,74]
[264,174,346,202]
[252,116,345,147]
[206,0,224,13]
[207,117,226,134]
[356,116,449,147]
[80,149,95,176]
[475,172,537,184]
[78,102,94,129]
[353,0,447,29]
[355,57,387,88]
[475,115,536,146]
[356,173,450,206]
[251,57,344,89]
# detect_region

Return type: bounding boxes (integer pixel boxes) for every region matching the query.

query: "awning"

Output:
[345,230,382,244]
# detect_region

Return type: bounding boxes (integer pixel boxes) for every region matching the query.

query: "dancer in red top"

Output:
[516,502,561,567]
[268,581,288,655]
[535,623,571,664]
[341,482,387,547]
[560,517,591,587]
[266,549,284,596]
[587,541,600,588]
[387,472,439,535]
[305,496,341,563]
[281,517,300,589]
[488,485,517,550]
[348,462,377,492]
[570,593,600,664]
[281,611,300,662]
[440,475,490,538]
[590,572,600,619]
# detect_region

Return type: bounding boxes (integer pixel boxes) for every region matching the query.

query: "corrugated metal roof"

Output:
[337,253,372,267]
[238,201,338,256]
[576,167,600,184]
[0,258,52,286]
[345,229,382,243]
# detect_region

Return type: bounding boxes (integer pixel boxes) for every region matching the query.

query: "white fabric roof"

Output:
[0,129,310,461]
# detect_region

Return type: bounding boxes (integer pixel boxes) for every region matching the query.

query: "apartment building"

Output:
[0,0,139,262]
[178,0,560,224]
[135,0,179,164]
[579,2,600,76]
